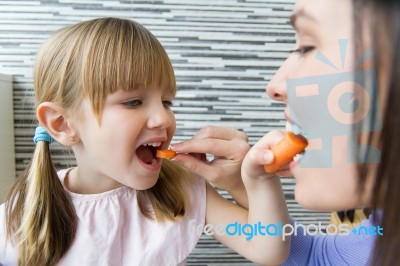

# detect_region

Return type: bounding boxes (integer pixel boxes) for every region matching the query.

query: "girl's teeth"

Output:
[143,142,162,147]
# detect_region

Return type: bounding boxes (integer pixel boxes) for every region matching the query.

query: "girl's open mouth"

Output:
[135,142,162,165]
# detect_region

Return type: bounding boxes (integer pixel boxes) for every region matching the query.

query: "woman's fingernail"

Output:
[170,142,181,150]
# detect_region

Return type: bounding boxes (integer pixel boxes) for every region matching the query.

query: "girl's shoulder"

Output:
[0,203,5,234]
[0,202,18,265]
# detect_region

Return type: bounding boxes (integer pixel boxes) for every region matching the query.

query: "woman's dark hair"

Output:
[353,0,400,264]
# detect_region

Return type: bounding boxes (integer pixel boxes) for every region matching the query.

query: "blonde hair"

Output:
[6,17,191,265]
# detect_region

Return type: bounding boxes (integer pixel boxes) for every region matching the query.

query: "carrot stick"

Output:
[264,132,308,173]
[156,149,177,159]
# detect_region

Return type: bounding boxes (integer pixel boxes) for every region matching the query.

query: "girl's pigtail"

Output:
[6,128,77,265]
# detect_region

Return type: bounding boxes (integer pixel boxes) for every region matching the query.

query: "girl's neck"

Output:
[64,167,124,194]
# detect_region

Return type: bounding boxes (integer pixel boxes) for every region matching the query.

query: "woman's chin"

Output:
[294,186,364,212]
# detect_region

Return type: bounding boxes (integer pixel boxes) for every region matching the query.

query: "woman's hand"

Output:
[170,125,249,205]
[242,129,292,182]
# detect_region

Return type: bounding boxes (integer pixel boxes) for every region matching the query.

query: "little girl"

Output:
[0,17,289,265]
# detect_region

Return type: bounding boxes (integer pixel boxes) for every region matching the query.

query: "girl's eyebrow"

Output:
[290,8,317,29]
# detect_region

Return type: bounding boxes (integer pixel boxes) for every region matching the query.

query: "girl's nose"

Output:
[147,104,173,129]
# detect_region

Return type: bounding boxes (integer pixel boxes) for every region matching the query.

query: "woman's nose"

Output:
[266,59,290,103]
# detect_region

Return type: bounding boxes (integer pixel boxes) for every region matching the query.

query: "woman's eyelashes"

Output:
[291,46,315,55]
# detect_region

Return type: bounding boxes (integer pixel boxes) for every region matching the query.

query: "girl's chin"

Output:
[124,172,160,190]
[130,179,158,190]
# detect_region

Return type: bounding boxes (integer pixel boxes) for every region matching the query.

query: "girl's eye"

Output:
[162,100,174,108]
[122,99,142,108]
[291,46,315,55]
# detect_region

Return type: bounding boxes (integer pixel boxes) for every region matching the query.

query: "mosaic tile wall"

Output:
[0,0,330,264]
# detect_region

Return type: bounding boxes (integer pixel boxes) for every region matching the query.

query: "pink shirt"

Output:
[0,169,206,266]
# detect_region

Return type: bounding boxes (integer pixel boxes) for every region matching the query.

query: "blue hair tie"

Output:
[33,126,55,144]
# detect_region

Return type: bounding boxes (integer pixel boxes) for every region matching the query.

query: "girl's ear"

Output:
[36,102,77,146]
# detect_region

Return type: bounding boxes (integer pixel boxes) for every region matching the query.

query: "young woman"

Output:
[240,0,400,264]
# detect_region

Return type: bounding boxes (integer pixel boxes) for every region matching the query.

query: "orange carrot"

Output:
[156,149,177,159]
[264,132,308,173]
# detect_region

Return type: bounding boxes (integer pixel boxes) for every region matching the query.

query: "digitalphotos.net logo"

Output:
[190,220,383,241]
[287,39,382,168]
